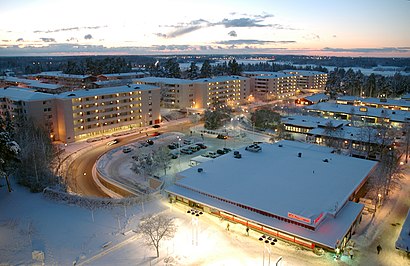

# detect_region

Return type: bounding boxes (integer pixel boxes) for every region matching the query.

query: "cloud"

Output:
[272,24,298,30]
[2,40,11,42]
[16,38,24,42]
[66,37,78,42]
[228,30,237,37]
[157,13,275,39]
[33,25,107,33]
[218,18,270,28]
[215,39,296,45]
[40,38,56,42]
[322,47,410,53]
[332,35,337,38]
[84,34,93,40]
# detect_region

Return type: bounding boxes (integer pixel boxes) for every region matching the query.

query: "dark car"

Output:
[146,139,154,145]
[216,149,226,155]
[152,124,161,128]
[195,143,207,149]
[223,147,232,153]
[168,143,178,149]
[217,134,228,139]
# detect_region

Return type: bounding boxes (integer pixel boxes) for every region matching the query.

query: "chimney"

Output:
[298,152,302,157]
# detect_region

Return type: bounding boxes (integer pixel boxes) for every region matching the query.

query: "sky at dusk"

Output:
[0,0,409,57]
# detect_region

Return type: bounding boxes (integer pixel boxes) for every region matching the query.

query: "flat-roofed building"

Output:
[193,76,250,109]
[166,140,377,251]
[296,93,329,105]
[306,102,410,128]
[57,84,160,142]
[134,77,195,109]
[1,76,64,93]
[282,115,345,134]
[32,71,97,89]
[281,70,327,92]
[337,96,410,111]
[0,86,58,139]
[242,71,297,101]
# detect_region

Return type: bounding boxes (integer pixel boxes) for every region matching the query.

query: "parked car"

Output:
[122,147,132,153]
[146,139,154,145]
[204,151,218,158]
[245,144,262,152]
[151,132,161,136]
[152,124,161,128]
[188,145,200,152]
[195,143,207,149]
[183,139,193,145]
[169,153,178,159]
[168,143,178,149]
[106,139,119,146]
[217,134,228,139]
[223,147,232,153]
[180,148,193,154]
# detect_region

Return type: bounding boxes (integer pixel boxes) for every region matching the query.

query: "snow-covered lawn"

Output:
[1,163,409,265]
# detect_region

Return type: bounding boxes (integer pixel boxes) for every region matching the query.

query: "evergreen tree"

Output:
[227,59,241,75]
[200,60,212,78]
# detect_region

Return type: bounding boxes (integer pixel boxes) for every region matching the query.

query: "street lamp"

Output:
[377,193,382,207]
[187,209,203,246]
[259,235,276,266]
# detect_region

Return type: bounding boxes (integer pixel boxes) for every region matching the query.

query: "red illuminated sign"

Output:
[288,212,311,224]
[314,213,324,224]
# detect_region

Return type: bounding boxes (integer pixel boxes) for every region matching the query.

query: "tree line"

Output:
[326,68,410,98]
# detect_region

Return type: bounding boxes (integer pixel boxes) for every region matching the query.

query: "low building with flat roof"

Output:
[166,140,377,250]
[282,115,345,134]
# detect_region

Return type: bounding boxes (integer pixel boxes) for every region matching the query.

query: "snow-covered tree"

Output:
[0,131,20,192]
[137,214,177,258]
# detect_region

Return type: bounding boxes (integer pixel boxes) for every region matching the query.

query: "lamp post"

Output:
[187,209,203,246]
[259,235,276,266]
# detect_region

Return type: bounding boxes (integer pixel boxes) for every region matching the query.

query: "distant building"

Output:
[31,71,97,89]
[281,70,328,92]
[306,102,410,128]
[337,96,410,111]
[193,76,250,109]
[167,140,377,251]
[0,76,64,93]
[135,77,195,109]
[242,71,297,101]
[296,93,329,105]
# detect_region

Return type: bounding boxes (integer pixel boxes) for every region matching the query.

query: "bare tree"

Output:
[152,146,171,176]
[137,214,177,258]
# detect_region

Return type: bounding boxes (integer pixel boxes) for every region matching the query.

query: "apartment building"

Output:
[242,71,297,101]
[281,70,327,92]
[57,84,160,142]
[0,84,160,143]
[134,77,195,109]
[193,76,250,109]
[31,71,97,89]
[0,87,58,138]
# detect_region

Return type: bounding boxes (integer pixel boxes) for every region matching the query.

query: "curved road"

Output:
[66,120,193,198]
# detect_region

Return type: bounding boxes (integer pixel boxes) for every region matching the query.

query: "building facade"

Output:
[193,76,250,109]
[281,70,328,93]
[134,77,195,109]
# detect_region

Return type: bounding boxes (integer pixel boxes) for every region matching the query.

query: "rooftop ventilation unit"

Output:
[298,152,302,157]
[198,168,203,173]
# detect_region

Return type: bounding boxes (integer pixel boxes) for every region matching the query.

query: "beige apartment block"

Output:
[281,70,328,92]
[0,84,161,143]
[134,77,195,109]
[242,71,297,101]
[193,76,250,109]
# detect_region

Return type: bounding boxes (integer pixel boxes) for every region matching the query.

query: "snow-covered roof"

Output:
[2,76,62,90]
[36,71,93,79]
[396,208,410,251]
[401,93,410,100]
[99,72,137,78]
[304,93,329,103]
[170,141,376,227]
[58,84,159,98]
[306,102,410,123]
[93,80,130,87]
[242,71,294,78]
[135,77,194,85]
[308,126,389,145]
[194,75,248,83]
[281,70,327,76]
[282,115,345,129]
[167,182,364,249]
[0,86,56,101]
[337,96,410,108]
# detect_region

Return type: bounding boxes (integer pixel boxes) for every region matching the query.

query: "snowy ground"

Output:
[1,161,409,265]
